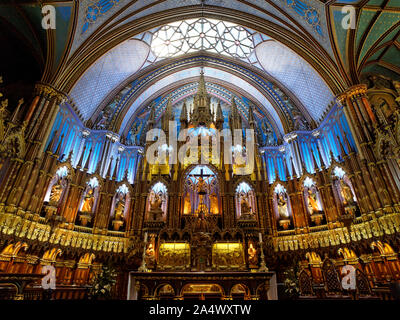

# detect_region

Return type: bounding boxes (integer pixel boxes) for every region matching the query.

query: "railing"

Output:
[106,230,125,238]
[277,229,296,236]
[309,224,329,232]
[73,225,93,234]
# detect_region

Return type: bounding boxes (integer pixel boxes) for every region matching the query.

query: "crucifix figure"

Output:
[191,168,213,231]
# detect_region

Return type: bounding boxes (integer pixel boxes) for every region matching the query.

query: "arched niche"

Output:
[109,183,131,231]
[231,283,251,300]
[235,181,256,220]
[301,176,325,226]
[368,90,398,121]
[77,176,101,227]
[156,284,175,299]
[272,182,293,230]
[331,166,359,216]
[44,165,72,210]
[181,165,221,216]
[146,181,168,221]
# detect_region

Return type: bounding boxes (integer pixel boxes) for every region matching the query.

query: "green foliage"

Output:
[283,264,300,299]
[89,264,118,300]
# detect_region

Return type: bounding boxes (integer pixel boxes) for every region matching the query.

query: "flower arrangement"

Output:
[89,264,118,300]
[283,265,300,299]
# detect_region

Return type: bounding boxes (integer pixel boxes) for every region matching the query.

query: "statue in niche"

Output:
[49,182,63,204]
[256,127,264,146]
[306,188,324,225]
[292,109,309,131]
[277,193,289,220]
[195,208,209,233]
[145,242,156,267]
[339,180,355,206]
[128,121,143,145]
[307,189,319,214]
[150,193,162,211]
[114,193,125,221]
[262,122,275,146]
[148,192,164,221]
[240,193,252,218]
[377,98,396,119]
[81,189,95,213]
[247,242,258,267]
[94,105,113,130]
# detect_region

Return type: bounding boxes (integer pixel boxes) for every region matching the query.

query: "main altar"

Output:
[125,71,277,300]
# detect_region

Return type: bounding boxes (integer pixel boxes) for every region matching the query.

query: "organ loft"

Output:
[0,0,400,300]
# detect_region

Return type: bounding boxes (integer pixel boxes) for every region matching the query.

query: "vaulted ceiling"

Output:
[1,0,398,136]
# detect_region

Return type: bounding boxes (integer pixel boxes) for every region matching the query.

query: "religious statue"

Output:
[81,189,95,213]
[240,194,252,215]
[292,109,309,131]
[307,189,319,214]
[262,122,275,146]
[339,180,354,206]
[94,105,113,130]
[49,183,63,204]
[195,204,209,232]
[150,193,162,211]
[277,193,289,219]
[197,176,208,195]
[114,193,125,221]
[277,192,291,229]
[247,243,258,267]
[128,121,143,145]
[144,243,156,268]
[148,192,164,221]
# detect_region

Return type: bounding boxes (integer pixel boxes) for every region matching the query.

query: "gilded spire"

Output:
[94,159,101,175]
[216,100,223,127]
[106,156,114,179]
[290,156,297,179]
[190,69,213,127]
[248,104,255,129]
[76,145,86,169]
[198,67,206,95]
[230,97,242,130]
[180,99,188,125]
[55,134,64,156]
[162,95,173,132]
[113,157,120,180]
[66,150,74,163]
[83,147,93,172]
[148,103,156,128]
[310,148,320,171]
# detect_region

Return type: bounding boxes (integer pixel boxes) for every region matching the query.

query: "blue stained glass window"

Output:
[301,141,312,173]
[276,157,285,181]
[267,157,275,183]
[310,141,321,167]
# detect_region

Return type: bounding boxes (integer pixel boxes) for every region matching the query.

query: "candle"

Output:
[144,232,148,243]
[258,232,263,243]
